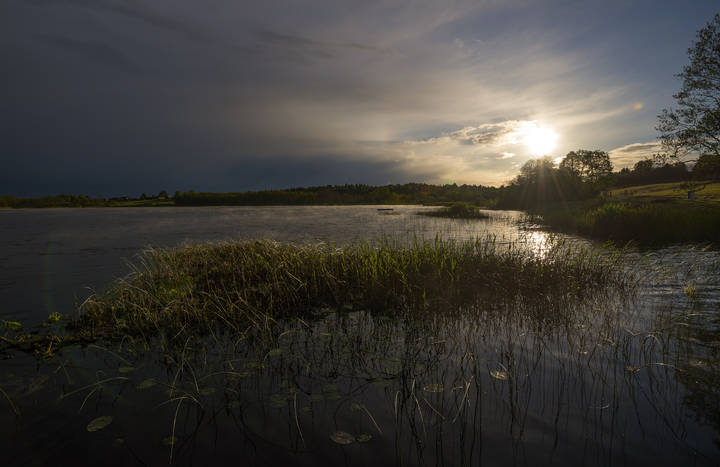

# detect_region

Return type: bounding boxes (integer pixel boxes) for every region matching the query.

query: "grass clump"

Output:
[72,237,634,341]
[539,201,720,243]
[420,203,489,219]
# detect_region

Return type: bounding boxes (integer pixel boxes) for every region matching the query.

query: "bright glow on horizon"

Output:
[522,124,559,156]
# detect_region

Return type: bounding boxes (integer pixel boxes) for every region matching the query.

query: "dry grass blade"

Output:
[0,385,20,416]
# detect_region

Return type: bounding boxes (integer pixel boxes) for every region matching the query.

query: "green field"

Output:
[610,180,720,204]
[538,180,720,243]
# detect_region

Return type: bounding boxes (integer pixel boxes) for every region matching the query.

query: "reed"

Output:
[539,202,720,242]
[74,237,635,341]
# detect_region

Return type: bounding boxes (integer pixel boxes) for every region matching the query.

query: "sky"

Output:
[1,0,718,196]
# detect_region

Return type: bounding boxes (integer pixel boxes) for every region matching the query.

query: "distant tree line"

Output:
[2,154,717,210]
[614,159,690,187]
[0,194,108,208]
[0,191,171,208]
[173,183,499,206]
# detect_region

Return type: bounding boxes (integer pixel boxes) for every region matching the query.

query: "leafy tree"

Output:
[657,14,720,162]
[499,157,590,208]
[513,157,556,187]
[633,158,654,175]
[559,150,612,183]
[693,153,720,179]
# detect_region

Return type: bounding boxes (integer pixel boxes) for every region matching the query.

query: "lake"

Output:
[0,206,560,326]
[1,206,719,466]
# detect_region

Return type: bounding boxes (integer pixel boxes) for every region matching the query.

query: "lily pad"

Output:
[330,431,355,445]
[356,433,372,443]
[87,416,113,432]
[136,379,156,390]
[423,383,444,393]
[490,370,508,381]
[27,375,50,395]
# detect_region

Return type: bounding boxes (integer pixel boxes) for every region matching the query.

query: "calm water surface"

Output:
[1,206,719,466]
[0,206,554,326]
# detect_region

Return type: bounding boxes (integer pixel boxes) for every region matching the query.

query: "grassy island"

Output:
[65,238,633,345]
[419,203,490,219]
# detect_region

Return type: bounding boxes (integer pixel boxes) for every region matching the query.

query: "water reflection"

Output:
[3,291,720,466]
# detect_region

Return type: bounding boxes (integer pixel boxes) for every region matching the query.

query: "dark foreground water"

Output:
[1,206,719,466]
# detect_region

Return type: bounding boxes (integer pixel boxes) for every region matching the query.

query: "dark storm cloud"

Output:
[35,34,132,67]
[2,0,719,195]
[256,29,380,53]
[0,151,421,197]
[27,0,205,41]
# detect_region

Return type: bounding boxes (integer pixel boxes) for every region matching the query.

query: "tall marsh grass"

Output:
[540,202,720,242]
[75,237,635,341]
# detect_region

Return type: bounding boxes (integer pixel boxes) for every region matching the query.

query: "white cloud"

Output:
[342,120,558,186]
[609,141,663,168]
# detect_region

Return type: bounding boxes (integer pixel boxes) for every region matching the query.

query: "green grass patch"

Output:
[609,180,720,203]
[534,180,720,243]
[69,238,633,343]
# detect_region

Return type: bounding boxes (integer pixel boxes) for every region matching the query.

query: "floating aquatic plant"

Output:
[87,415,113,432]
[330,431,355,445]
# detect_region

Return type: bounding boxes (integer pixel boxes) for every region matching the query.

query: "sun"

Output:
[523,125,558,156]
